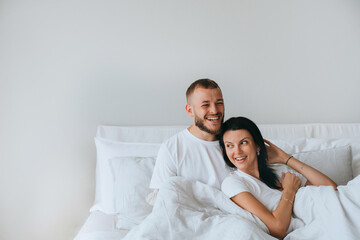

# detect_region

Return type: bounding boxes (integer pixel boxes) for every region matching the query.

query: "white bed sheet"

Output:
[74,211,128,240]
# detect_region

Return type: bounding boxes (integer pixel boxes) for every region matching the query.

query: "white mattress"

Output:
[74,211,128,240]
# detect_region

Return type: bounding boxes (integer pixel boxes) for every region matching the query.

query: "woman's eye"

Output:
[226,144,232,148]
[241,141,248,145]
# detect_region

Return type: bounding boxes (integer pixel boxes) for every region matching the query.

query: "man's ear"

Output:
[185,104,194,117]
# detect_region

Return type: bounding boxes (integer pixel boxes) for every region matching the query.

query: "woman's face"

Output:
[223,129,260,174]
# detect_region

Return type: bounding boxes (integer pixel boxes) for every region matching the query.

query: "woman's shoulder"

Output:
[221,170,252,197]
[223,170,241,181]
[222,171,249,189]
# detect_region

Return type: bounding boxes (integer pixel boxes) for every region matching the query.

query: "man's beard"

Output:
[194,114,223,135]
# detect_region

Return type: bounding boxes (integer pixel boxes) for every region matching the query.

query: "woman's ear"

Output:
[256,146,261,155]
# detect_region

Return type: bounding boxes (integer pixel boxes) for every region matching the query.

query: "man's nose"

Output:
[209,103,218,114]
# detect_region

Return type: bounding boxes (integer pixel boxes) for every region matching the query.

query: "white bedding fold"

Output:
[124,176,360,240]
[286,175,360,240]
[75,231,127,240]
[124,177,276,240]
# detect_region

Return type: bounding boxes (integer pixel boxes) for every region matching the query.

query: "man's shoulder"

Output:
[156,129,189,161]
[161,128,189,145]
[160,128,221,155]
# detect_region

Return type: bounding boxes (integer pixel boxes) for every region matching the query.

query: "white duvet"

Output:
[124,176,360,240]
[286,175,360,240]
[124,176,275,240]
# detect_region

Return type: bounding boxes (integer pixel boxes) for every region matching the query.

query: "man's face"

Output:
[187,87,225,135]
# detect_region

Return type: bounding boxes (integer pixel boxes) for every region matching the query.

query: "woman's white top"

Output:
[221,170,283,211]
[221,169,305,233]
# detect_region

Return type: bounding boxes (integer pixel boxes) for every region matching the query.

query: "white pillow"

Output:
[110,156,156,230]
[90,137,160,214]
[271,145,352,186]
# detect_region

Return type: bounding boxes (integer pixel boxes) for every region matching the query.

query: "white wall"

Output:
[0,0,359,239]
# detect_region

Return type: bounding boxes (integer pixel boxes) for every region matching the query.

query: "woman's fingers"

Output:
[263,139,272,146]
[282,172,301,191]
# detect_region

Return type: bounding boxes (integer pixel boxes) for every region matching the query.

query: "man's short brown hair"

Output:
[186,78,221,102]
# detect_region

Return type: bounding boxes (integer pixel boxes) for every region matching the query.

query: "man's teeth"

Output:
[207,117,220,121]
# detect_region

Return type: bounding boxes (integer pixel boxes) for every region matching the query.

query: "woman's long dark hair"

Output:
[219,117,280,190]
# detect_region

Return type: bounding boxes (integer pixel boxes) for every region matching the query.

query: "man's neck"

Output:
[187,125,217,141]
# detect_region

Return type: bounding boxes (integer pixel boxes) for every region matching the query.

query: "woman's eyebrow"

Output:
[241,137,249,141]
[225,137,249,144]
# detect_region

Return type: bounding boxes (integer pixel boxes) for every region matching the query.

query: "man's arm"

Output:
[147,143,177,205]
[149,143,177,189]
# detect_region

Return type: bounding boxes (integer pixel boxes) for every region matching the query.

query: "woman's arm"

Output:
[265,139,337,190]
[231,172,300,238]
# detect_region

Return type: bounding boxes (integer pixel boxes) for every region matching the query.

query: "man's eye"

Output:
[217,102,223,105]
[202,104,209,107]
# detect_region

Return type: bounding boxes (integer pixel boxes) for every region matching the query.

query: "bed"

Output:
[74,123,360,240]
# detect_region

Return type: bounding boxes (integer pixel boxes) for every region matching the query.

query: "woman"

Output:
[220,117,337,238]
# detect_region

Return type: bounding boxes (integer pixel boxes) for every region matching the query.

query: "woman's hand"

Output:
[266,139,337,190]
[281,172,301,193]
[231,172,301,238]
[264,139,290,164]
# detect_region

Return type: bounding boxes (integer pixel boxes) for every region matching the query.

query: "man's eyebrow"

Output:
[201,99,223,104]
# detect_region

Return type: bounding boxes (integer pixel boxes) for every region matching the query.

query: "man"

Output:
[149,79,230,191]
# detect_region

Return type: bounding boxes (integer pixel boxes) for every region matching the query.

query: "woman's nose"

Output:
[235,145,242,154]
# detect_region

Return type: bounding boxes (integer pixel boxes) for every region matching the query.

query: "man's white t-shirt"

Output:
[149,129,231,189]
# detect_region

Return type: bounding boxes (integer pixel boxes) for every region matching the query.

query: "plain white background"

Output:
[0,0,359,239]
